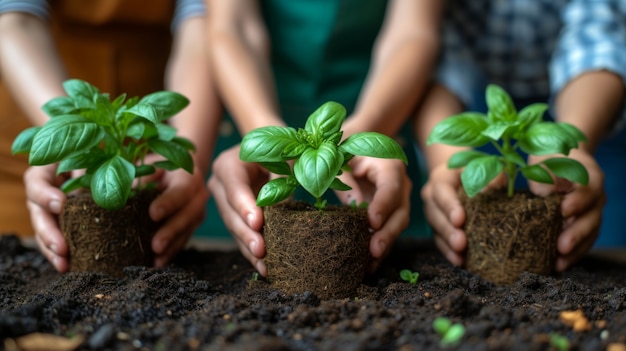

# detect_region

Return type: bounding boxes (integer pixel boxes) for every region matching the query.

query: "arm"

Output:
[0,11,67,125]
[206,0,282,133]
[149,14,223,267]
[538,0,626,270]
[343,0,442,137]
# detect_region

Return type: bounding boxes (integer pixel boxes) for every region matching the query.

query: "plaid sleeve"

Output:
[171,0,206,33]
[0,0,48,19]
[550,0,626,128]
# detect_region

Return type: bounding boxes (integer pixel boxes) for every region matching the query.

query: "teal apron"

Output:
[196,0,429,238]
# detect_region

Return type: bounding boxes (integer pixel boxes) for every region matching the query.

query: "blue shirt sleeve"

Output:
[171,0,206,33]
[550,0,626,129]
[0,0,48,19]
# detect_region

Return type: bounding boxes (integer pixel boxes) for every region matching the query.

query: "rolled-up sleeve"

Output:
[550,0,626,127]
[171,0,206,33]
[0,0,48,19]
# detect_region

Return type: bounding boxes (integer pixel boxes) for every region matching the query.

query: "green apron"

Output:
[196,0,429,239]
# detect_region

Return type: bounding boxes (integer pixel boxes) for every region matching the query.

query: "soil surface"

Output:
[1,233,625,351]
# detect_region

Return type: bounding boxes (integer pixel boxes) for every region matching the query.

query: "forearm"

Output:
[346,0,442,137]
[555,71,625,153]
[0,12,66,125]
[207,0,282,134]
[166,16,222,176]
[414,84,467,171]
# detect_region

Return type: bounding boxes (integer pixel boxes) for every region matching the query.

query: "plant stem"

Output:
[502,137,516,197]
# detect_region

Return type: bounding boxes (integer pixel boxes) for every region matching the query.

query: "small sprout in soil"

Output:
[11,79,194,210]
[349,200,369,209]
[427,84,589,198]
[433,317,465,348]
[250,272,259,281]
[399,269,419,284]
[239,101,408,210]
[550,333,570,351]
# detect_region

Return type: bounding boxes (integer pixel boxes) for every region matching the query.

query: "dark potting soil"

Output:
[1,234,625,351]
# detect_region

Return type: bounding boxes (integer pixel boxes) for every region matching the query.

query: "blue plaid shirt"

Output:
[438,0,626,126]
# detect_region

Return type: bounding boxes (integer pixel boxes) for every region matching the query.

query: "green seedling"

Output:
[399,269,419,284]
[550,333,570,351]
[433,317,465,348]
[12,79,194,210]
[427,84,589,198]
[239,101,408,210]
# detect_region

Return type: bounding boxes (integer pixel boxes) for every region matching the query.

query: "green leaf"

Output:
[461,155,503,197]
[156,123,178,141]
[63,79,99,109]
[557,122,587,144]
[148,139,194,173]
[29,115,105,165]
[329,177,352,191]
[42,96,77,117]
[486,84,516,122]
[60,174,91,193]
[433,317,452,336]
[441,324,465,347]
[135,164,156,178]
[172,136,196,152]
[294,143,343,198]
[427,113,490,147]
[91,156,135,210]
[126,103,161,124]
[57,148,108,174]
[481,121,518,140]
[447,150,490,169]
[259,162,292,175]
[152,160,179,171]
[340,132,408,164]
[518,122,578,156]
[502,151,527,167]
[517,103,548,129]
[137,91,190,121]
[521,164,554,184]
[304,101,346,138]
[11,126,41,154]
[541,157,589,186]
[240,126,299,163]
[256,178,297,207]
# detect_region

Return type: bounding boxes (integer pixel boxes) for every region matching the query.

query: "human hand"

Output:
[420,164,466,266]
[147,162,210,268]
[207,145,268,275]
[528,149,605,272]
[23,164,69,272]
[334,156,411,273]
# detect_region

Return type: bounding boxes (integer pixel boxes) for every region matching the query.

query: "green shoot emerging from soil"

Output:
[12,79,194,210]
[433,317,465,348]
[399,269,419,284]
[427,84,589,198]
[239,101,408,210]
[550,333,570,351]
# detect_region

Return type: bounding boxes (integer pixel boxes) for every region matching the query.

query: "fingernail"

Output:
[50,244,58,254]
[52,256,61,270]
[246,212,255,227]
[49,200,62,213]
[249,240,257,255]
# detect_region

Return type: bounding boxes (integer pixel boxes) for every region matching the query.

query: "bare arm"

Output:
[165,15,222,175]
[0,12,66,125]
[206,0,282,134]
[344,0,442,137]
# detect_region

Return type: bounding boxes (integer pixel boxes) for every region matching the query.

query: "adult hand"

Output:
[23,164,69,272]
[148,164,210,268]
[207,145,267,275]
[420,164,466,266]
[334,156,411,273]
[528,149,605,272]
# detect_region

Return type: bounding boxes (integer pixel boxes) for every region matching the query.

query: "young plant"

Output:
[550,333,570,351]
[433,317,465,348]
[399,269,419,284]
[239,101,408,210]
[427,84,589,198]
[11,79,194,210]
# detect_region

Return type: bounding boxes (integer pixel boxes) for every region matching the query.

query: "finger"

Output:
[30,201,68,272]
[24,166,67,214]
[555,225,599,272]
[434,234,464,267]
